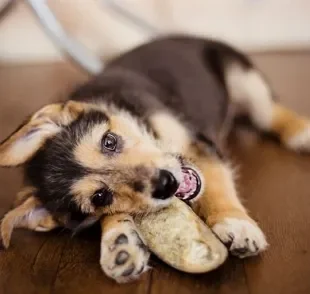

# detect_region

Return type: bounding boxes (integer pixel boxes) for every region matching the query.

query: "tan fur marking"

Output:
[71,172,158,216]
[112,185,157,215]
[101,213,134,232]
[109,112,159,155]
[149,112,191,153]
[0,193,58,248]
[74,110,179,170]
[72,108,182,215]
[0,121,60,166]
[186,146,269,258]
[32,103,63,120]
[74,124,110,170]
[74,110,160,170]
[14,186,37,206]
[0,101,86,166]
[272,103,309,143]
[70,174,104,214]
[186,146,250,227]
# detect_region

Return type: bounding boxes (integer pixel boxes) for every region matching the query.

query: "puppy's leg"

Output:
[226,63,310,152]
[1,187,58,248]
[189,148,268,258]
[100,214,150,283]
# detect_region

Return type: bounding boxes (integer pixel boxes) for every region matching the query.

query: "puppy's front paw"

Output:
[100,225,150,283]
[212,218,268,258]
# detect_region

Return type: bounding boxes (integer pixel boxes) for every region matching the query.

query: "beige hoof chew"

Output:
[135,197,228,273]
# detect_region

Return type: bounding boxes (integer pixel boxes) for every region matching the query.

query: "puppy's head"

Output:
[0,100,187,219]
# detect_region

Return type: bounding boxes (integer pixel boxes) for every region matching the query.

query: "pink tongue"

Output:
[176,172,193,194]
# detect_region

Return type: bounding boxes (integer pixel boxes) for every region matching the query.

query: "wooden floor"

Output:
[1,52,310,294]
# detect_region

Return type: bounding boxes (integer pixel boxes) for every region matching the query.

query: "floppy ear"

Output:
[0,187,59,249]
[0,101,84,167]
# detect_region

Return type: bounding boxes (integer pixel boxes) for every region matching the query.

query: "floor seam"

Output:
[49,237,70,294]
[146,267,154,294]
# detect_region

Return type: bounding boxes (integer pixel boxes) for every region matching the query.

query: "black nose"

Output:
[152,170,178,200]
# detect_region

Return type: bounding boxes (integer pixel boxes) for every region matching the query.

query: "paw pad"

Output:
[212,218,268,258]
[100,224,151,283]
[122,264,135,277]
[115,250,129,265]
[115,234,128,245]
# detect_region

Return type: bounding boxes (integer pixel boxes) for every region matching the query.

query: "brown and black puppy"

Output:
[1,36,310,283]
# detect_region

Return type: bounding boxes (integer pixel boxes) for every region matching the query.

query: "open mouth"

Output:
[175,167,202,201]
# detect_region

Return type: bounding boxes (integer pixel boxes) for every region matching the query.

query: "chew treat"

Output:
[135,197,228,273]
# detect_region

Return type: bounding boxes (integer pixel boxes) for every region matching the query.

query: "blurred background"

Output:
[0,0,310,67]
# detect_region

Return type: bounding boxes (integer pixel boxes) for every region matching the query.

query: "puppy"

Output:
[1,36,310,283]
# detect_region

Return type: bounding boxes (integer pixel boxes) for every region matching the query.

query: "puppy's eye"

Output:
[102,132,117,151]
[91,189,113,207]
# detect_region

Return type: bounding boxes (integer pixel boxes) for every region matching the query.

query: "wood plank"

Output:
[0,230,67,294]
[149,257,249,294]
[51,230,151,294]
